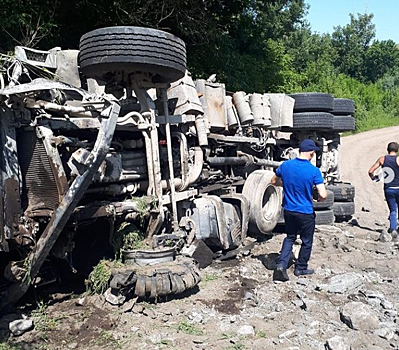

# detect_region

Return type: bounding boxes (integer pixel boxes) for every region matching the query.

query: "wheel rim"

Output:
[261,185,279,221]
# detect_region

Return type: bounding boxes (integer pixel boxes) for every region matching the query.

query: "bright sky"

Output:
[305,0,398,43]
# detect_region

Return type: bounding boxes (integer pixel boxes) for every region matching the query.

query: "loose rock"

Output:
[237,325,255,337]
[316,272,364,294]
[325,336,350,350]
[104,288,126,306]
[378,230,391,242]
[75,297,86,306]
[380,299,394,310]
[278,329,297,339]
[375,327,395,341]
[122,297,138,313]
[9,319,34,336]
[182,240,214,268]
[375,219,385,227]
[340,302,379,331]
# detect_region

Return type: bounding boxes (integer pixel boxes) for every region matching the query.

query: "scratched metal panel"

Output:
[195,79,228,131]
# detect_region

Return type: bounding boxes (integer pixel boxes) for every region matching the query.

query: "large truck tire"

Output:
[331,202,355,218]
[333,116,355,132]
[313,190,334,209]
[108,256,201,299]
[332,98,355,115]
[79,26,186,83]
[242,170,282,235]
[289,112,334,130]
[326,183,355,202]
[315,209,335,225]
[289,92,334,112]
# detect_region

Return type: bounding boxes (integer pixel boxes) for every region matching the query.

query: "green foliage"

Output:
[364,40,399,82]
[86,260,123,295]
[31,300,63,333]
[256,330,266,338]
[228,344,245,350]
[122,229,149,250]
[112,222,149,257]
[97,330,122,348]
[0,343,25,350]
[331,13,376,80]
[204,274,218,282]
[177,321,204,335]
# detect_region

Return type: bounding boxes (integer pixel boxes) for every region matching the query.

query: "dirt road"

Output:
[341,125,399,229]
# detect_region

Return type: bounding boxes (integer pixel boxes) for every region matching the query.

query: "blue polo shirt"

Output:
[275,158,324,214]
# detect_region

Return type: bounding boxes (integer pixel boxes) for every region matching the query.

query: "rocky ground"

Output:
[1,127,399,350]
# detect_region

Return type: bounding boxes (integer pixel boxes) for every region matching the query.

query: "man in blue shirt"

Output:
[271,139,327,282]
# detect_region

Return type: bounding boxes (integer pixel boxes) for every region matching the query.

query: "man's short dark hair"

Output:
[387,142,399,153]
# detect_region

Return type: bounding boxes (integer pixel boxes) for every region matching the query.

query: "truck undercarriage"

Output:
[0,26,355,312]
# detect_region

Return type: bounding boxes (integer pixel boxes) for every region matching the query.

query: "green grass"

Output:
[354,114,399,133]
[97,330,122,348]
[177,321,204,336]
[0,343,25,350]
[86,260,123,295]
[31,301,63,333]
[256,330,266,338]
[155,339,172,346]
[228,344,245,350]
[204,274,218,282]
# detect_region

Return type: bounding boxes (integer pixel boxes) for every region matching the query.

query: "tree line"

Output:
[0,0,398,132]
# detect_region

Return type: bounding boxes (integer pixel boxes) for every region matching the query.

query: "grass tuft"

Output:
[177,321,204,336]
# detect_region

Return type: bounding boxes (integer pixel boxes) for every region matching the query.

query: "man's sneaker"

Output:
[273,266,289,282]
[391,230,399,243]
[294,268,314,277]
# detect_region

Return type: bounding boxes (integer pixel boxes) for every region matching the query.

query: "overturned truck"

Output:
[0,27,355,310]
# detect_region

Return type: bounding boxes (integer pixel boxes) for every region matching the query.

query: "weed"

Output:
[228,344,245,350]
[221,332,235,340]
[155,339,172,346]
[204,274,218,282]
[256,330,266,338]
[111,222,149,259]
[97,330,122,348]
[31,300,61,333]
[86,260,123,295]
[0,342,25,350]
[122,229,149,250]
[177,321,204,336]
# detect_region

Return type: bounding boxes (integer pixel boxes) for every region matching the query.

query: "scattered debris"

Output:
[325,336,350,350]
[378,230,391,242]
[9,319,34,336]
[316,272,364,294]
[339,302,379,331]
[237,325,255,337]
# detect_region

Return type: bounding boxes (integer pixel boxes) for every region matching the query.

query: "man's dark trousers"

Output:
[278,210,316,270]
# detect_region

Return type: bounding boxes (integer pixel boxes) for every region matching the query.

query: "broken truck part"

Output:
[0,26,355,311]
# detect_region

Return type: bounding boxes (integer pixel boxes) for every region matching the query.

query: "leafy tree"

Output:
[364,40,399,82]
[331,13,375,80]
[189,0,309,91]
[0,0,59,50]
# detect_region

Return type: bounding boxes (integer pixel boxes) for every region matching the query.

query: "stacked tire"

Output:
[327,182,355,222]
[286,92,335,131]
[331,98,356,132]
[329,98,356,222]
[313,190,335,225]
